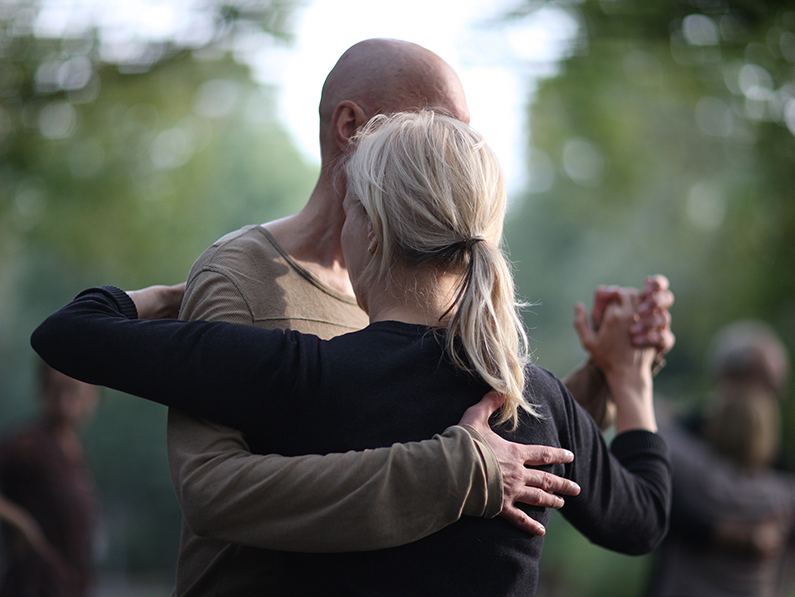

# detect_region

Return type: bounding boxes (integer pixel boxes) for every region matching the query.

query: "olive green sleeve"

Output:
[168,411,501,552]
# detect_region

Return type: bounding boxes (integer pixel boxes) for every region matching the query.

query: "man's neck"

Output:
[263,176,354,297]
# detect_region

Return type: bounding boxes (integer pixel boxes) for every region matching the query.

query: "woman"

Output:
[32,111,669,596]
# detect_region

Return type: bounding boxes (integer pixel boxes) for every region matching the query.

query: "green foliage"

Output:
[2,51,313,285]
[510,0,795,391]
[508,1,795,594]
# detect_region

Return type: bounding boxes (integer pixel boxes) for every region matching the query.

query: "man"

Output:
[168,38,674,595]
[0,362,100,597]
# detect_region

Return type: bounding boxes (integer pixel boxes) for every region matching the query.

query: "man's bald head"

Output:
[318,39,469,162]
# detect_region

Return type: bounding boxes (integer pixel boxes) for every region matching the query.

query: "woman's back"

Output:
[219,320,669,596]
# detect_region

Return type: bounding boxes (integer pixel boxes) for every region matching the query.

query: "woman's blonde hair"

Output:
[344,110,537,426]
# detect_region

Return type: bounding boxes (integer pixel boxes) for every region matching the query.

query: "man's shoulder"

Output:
[188,225,283,280]
[181,223,367,333]
[185,223,324,302]
[181,224,293,325]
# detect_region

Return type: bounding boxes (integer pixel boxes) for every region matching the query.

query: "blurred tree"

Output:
[502,1,795,595]
[0,0,304,280]
[0,0,314,584]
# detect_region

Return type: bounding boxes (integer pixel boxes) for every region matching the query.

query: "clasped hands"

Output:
[460,275,674,535]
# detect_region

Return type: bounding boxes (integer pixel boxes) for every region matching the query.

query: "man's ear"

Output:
[332,100,368,153]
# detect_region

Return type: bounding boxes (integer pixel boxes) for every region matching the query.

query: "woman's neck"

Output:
[366,268,461,326]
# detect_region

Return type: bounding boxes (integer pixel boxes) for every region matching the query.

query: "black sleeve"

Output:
[549,372,671,555]
[31,287,319,437]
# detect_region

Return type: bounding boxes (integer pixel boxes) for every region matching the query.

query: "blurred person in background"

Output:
[647,320,794,597]
[0,360,100,597]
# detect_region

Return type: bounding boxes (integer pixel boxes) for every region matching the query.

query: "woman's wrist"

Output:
[605,367,656,433]
[604,364,652,391]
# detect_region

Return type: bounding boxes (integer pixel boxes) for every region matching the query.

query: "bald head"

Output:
[318,39,469,162]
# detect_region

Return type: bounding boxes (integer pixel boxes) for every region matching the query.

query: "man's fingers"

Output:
[573,303,595,347]
[634,330,675,356]
[521,468,581,498]
[501,470,581,535]
[638,273,673,316]
[631,309,671,335]
[480,390,505,412]
[631,320,675,355]
[512,487,564,509]
[637,289,675,315]
[591,286,621,328]
[659,329,676,354]
[642,274,670,296]
[602,293,635,323]
[499,506,547,536]
[521,444,573,467]
[457,391,504,430]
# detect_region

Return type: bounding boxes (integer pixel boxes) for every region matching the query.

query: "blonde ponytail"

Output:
[446,239,534,427]
[345,110,538,427]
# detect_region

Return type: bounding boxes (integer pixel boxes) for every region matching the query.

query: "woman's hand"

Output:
[128,283,185,320]
[576,290,653,376]
[591,275,674,372]
[575,290,657,433]
[458,392,581,536]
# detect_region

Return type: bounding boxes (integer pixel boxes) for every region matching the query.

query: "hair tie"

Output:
[437,237,486,323]
[464,237,486,251]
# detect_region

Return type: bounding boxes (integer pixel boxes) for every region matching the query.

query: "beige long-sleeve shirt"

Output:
[168,225,502,596]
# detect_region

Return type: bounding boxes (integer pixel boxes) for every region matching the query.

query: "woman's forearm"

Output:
[606,366,656,434]
[31,287,297,437]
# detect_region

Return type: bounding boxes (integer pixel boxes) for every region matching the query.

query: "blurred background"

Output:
[1,0,794,594]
